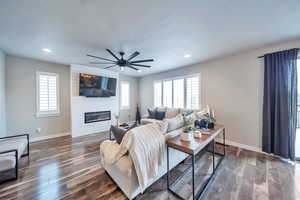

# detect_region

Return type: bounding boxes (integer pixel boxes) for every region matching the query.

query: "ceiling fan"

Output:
[87,49,154,71]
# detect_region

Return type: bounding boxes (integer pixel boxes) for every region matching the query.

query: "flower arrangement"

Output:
[182,113,194,132]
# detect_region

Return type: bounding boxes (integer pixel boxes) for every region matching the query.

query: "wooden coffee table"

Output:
[166,124,226,200]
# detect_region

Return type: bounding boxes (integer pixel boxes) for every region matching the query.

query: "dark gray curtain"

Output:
[262,48,299,161]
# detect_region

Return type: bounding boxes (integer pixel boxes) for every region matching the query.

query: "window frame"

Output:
[36,71,60,118]
[120,81,130,110]
[153,73,201,109]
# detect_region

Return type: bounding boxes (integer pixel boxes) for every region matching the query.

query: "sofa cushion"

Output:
[156,107,167,112]
[155,110,165,120]
[111,123,136,144]
[141,118,160,125]
[147,108,156,119]
[0,137,28,171]
[165,108,180,119]
[100,140,133,177]
[164,114,183,132]
[155,120,168,134]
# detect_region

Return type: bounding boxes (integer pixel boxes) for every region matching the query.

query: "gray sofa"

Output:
[0,134,29,183]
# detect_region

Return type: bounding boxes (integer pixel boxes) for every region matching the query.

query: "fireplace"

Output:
[85,111,111,124]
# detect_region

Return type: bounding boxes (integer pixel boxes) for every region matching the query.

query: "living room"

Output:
[0,1,300,200]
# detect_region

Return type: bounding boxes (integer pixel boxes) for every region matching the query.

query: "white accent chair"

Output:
[0,134,29,183]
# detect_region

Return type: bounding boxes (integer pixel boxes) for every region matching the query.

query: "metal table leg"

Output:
[223,129,226,155]
[212,139,215,173]
[192,154,195,200]
[167,145,170,189]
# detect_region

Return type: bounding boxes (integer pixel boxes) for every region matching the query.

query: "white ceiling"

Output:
[0,0,300,77]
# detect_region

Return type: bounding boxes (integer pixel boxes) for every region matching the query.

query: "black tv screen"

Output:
[79,73,117,97]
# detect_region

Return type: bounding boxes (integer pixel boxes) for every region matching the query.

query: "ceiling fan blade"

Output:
[127,51,140,61]
[128,65,139,70]
[130,59,154,63]
[87,54,116,62]
[131,63,151,68]
[90,62,116,64]
[104,64,117,69]
[106,49,120,61]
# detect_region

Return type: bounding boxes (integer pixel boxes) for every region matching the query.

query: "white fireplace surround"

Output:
[70,64,119,137]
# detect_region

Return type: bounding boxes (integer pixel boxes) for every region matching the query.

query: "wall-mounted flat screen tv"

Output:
[79,73,117,97]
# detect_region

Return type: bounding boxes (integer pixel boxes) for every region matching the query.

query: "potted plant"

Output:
[203,109,216,129]
[182,114,194,133]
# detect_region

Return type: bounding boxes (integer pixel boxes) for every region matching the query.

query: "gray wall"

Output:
[119,75,140,122]
[0,49,6,137]
[139,39,300,150]
[6,56,71,139]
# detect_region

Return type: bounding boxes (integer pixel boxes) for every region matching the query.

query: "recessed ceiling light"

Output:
[184,54,191,58]
[42,48,52,53]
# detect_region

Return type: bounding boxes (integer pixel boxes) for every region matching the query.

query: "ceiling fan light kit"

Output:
[87,49,154,72]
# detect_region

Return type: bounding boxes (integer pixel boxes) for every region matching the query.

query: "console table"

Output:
[166,124,225,200]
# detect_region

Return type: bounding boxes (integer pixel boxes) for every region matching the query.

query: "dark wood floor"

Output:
[0,132,299,200]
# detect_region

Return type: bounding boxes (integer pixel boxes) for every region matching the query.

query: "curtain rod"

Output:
[257,48,300,58]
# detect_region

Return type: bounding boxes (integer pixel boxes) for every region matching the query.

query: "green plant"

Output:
[182,115,194,127]
[203,111,216,123]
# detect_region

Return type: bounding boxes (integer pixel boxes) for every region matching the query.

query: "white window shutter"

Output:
[154,81,162,107]
[173,79,184,108]
[186,76,199,109]
[37,72,59,117]
[163,80,173,108]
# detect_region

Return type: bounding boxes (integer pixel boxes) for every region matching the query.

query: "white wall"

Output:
[6,56,71,139]
[0,49,6,137]
[119,75,140,122]
[139,39,300,150]
[70,64,119,137]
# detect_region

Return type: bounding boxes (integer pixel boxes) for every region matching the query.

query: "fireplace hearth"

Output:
[85,111,111,124]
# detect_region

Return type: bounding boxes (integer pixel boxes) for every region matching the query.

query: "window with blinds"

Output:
[121,81,130,109]
[153,74,200,109]
[36,72,59,117]
[186,76,199,109]
[173,79,184,108]
[163,80,173,108]
[154,81,162,107]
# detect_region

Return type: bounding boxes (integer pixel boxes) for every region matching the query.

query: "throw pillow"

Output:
[164,114,184,132]
[155,120,168,134]
[155,111,166,120]
[147,108,157,119]
[111,123,137,144]
[165,108,180,119]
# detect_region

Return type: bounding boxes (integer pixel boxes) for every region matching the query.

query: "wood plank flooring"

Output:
[0,132,299,200]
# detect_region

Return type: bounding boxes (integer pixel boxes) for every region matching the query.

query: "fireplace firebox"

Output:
[85,111,111,124]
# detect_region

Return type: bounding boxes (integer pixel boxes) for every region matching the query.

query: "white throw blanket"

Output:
[102,123,166,191]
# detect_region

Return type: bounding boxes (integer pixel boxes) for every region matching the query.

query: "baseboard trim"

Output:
[216,138,262,153]
[30,132,70,143]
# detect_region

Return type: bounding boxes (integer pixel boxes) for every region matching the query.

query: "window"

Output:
[186,76,200,109]
[154,81,162,107]
[121,81,130,109]
[153,74,200,109]
[163,80,173,108]
[36,71,59,117]
[173,79,184,108]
